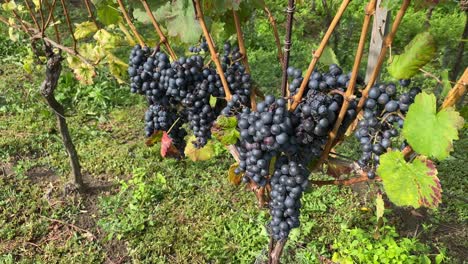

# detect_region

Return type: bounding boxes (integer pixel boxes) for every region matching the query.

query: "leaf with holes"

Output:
[161,132,181,158]
[403,93,464,160]
[211,116,240,145]
[185,136,215,161]
[228,163,243,185]
[377,150,442,209]
[74,21,98,40]
[387,32,436,79]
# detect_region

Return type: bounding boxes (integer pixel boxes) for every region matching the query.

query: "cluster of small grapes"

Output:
[289,65,358,158]
[269,156,309,240]
[236,96,298,186]
[220,42,252,114]
[189,40,209,53]
[287,64,363,98]
[128,45,152,94]
[144,103,177,137]
[355,83,421,178]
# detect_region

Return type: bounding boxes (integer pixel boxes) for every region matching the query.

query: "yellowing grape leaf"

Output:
[93,29,120,50]
[387,32,436,79]
[185,136,215,161]
[377,150,442,209]
[228,163,243,185]
[74,21,98,40]
[402,93,464,160]
[211,116,240,145]
[72,64,96,85]
[2,1,16,11]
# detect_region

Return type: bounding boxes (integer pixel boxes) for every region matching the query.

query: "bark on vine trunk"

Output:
[40,45,84,190]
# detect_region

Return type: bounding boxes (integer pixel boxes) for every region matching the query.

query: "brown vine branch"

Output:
[24,0,40,30]
[290,0,351,110]
[233,10,256,110]
[117,0,145,47]
[43,0,57,31]
[38,0,45,33]
[44,0,60,43]
[309,173,380,187]
[140,0,177,60]
[0,15,92,66]
[281,0,295,97]
[355,0,410,114]
[83,0,100,29]
[261,0,284,69]
[5,7,33,38]
[59,0,77,52]
[316,0,377,169]
[192,0,232,100]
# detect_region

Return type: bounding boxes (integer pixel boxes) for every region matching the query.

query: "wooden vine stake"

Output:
[116,0,145,47]
[140,0,177,61]
[316,0,377,168]
[355,0,411,113]
[290,0,351,110]
[281,0,295,97]
[233,9,257,110]
[441,67,468,109]
[192,0,232,101]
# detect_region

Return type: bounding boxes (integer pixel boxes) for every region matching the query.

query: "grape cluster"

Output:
[289,65,358,158]
[144,104,177,137]
[189,40,209,53]
[220,42,252,114]
[236,96,298,186]
[355,83,421,178]
[269,156,309,240]
[128,45,152,94]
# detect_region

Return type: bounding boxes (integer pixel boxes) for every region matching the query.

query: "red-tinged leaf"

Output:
[161,132,181,158]
[145,131,164,147]
[377,150,442,209]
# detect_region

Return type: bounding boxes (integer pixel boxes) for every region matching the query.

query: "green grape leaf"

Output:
[165,0,202,43]
[320,46,339,66]
[95,0,121,26]
[377,150,442,209]
[8,27,19,42]
[228,163,243,185]
[74,21,98,40]
[440,69,452,98]
[387,32,436,79]
[402,92,464,160]
[108,57,128,84]
[132,8,151,24]
[185,136,215,161]
[211,116,240,145]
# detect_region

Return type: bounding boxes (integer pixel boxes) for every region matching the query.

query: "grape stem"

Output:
[43,0,57,33]
[24,0,41,30]
[316,0,377,169]
[233,9,257,110]
[59,0,77,52]
[281,0,295,97]
[0,15,92,66]
[260,0,284,69]
[116,0,146,47]
[44,0,61,43]
[140,0,177,61]
[289,0,351,110]
[192,0,232,101]
[269,239,287,264]
[83,0,100,29]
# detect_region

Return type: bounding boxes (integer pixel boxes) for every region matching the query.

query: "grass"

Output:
[0,38,466,263]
